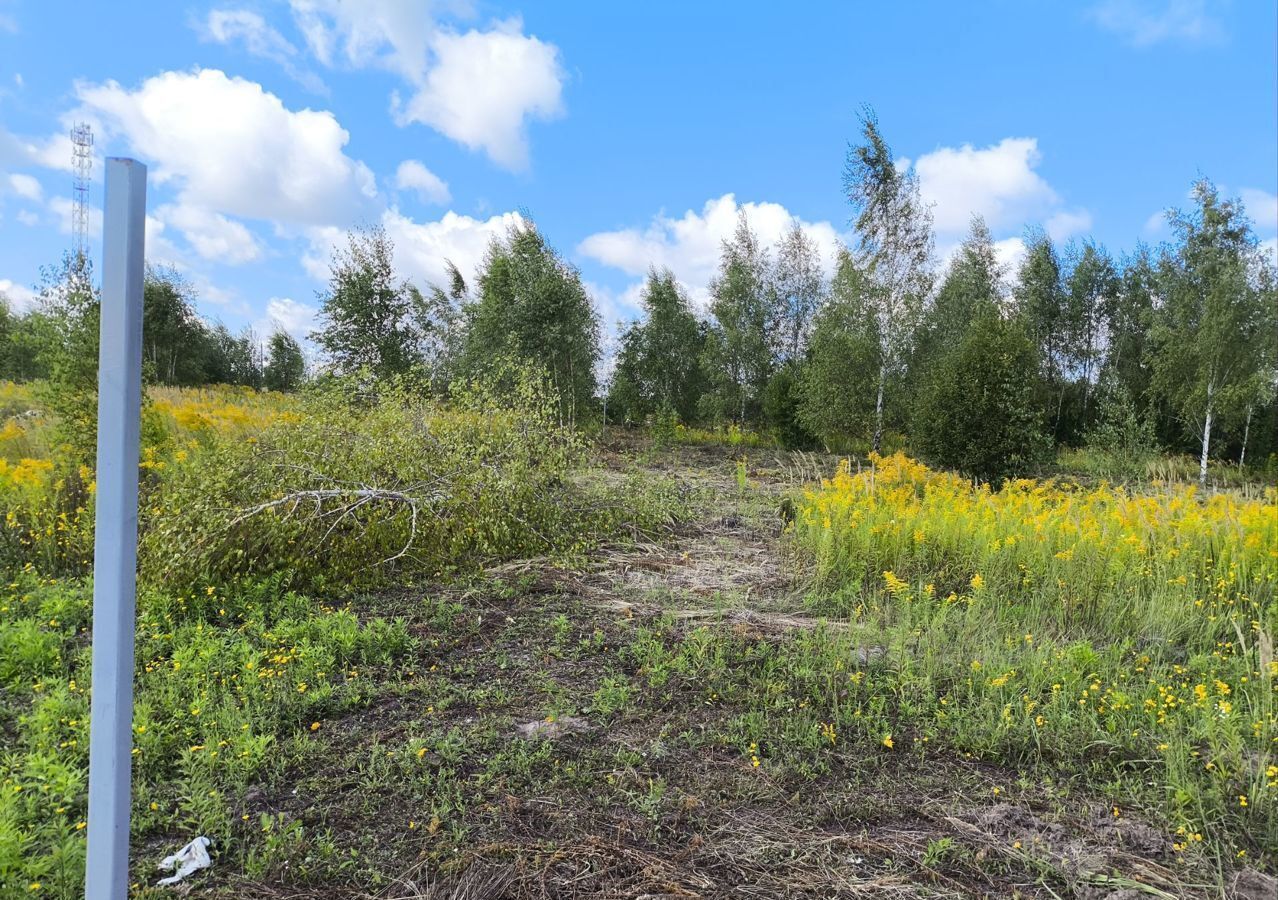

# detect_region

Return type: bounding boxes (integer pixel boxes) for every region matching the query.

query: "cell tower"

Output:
[70,123,93,267]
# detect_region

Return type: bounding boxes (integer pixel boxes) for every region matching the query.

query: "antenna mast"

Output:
[71,123,94,268]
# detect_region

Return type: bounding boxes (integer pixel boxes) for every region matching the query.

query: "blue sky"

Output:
[0,0,1275,353]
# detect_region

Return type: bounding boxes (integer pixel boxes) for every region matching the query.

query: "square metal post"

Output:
[84,157,146,900]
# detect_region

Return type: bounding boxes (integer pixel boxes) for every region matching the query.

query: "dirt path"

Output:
[211,440,1258,900]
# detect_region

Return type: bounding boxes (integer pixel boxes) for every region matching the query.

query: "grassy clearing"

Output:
[796,453,1276,868]
[0,383,689,897]
[0,389,1275,897]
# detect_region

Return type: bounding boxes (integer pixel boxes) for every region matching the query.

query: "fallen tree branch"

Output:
[231,487,448,567]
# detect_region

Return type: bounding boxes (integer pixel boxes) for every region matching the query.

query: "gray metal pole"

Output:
[85,158,146,900]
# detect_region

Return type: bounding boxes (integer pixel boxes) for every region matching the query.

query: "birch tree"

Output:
[1016,230,1071,441]
[843,109,933,452]
[704,212,775,424]
[1063,241,1119,423]
[772,219,825,363]
[1151,180,1273,486]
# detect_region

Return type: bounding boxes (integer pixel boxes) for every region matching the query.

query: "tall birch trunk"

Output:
[1239,405,1252,469]
[872,364,886,454]
[1198,379,1214,488]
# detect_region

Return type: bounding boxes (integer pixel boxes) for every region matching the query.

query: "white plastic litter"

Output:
[156,836,213,886]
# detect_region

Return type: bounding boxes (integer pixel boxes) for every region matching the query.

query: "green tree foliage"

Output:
[608,269,705,423]
[762,363,815,449]
[843,108,934,451]
[0,297,42,382]
[264,331,306,391]
[1149,180,1276,485]
[772,219,825,363]
[142,267,215,385]
[1084,374,1160,477]
[797,249,882,450]
[1103,246,1159,429]
[701,212,776,424]
[912,308,1048,485]
[1062,241,1119,428]
[205,324,264,388]
[414,260,467,391]
[1016,230,1072,442]
[464,224,600,427]
[32,254,101,460]
[914,217,1003,384]
[312,225,427,381]
[910,221,1046,483]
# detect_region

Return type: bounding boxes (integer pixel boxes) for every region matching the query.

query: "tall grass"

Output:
[796,453,1277,867]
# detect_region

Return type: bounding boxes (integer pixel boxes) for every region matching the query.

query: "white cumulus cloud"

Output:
[6,173,42,201]
[76,69,377,227]
[0,278,38,311]
[260,296,320,341]
[909,136,1091,269]
[1088,0,1225,46]
[1239,187,1277,234]
[302,207,523,291]
[578,194,842,310]
[290,2,565,170]
[156,203,263,265]
[395,20,565,170]
[382,207,523,288]
[199,8,326,93]
[394,159,450,205]
[913,137,1059,236]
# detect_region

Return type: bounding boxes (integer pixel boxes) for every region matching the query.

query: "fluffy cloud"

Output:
[909,137,1091,272]
[394,159,450,205]
[289,0,471,78]
[1045,209,1094,242]
[993,237,1029,276]
[0,125,72,173]
[6,173,41,202]
[200,9,326,93]
[302,207,522,290]
[1088,1,1225,46]
[155,203,263,265]
[1239,187,1278,233]
[578,194,842,310]
[0,278,38,311]
[382,207,521,288]
[913,138,1058,235]
[290,2,565,169]
[1143,208,1171,235]
[395,21,565,170]
[76,69,377,227]
[259,296,319,341]
[48,196,103,241]
[144,214,189,269]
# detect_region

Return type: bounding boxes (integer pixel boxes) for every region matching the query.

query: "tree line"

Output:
[1,109,1273,483]
[0,256,306,392]
[608,112,1277,483]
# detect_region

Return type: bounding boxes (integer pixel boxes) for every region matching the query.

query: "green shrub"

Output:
[140,370,583,592]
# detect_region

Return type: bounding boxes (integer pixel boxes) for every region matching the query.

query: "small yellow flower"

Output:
[882,734,894,749]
